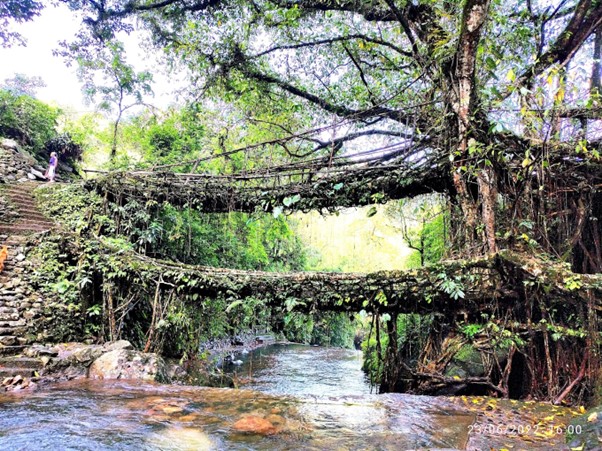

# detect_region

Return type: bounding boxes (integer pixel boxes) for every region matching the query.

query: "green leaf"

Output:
[273,206,284,218]
[225,299,244,313]
[333,182,344,191]
[283,194,301,207]
[485,56,496,70]
[366,206,378,218]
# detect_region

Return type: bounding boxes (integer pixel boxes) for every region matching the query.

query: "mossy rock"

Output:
[445,344,485,378]
[566,406,602,450]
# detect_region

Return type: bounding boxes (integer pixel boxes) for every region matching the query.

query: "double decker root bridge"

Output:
[77,142,602,400]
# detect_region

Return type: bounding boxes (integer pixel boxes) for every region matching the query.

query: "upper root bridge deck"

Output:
[89,162,449,214]
[105,248,602,316]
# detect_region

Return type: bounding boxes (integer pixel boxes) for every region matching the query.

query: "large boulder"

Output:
[88,349,170,382]
[445,344,485,379]
[445,341,512,379]
[566,406,602,450]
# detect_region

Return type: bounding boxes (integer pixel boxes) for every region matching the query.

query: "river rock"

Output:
[42,343,106,380]
[566,405,602,450]
[88,349,170,382]
[69,344,105,363]
[232,415,278,435]
[24,345,59,358]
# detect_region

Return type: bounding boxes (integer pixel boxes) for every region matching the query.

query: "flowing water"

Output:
[0,344,578,450]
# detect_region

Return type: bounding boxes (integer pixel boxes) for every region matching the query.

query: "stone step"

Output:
[7,195,36,202]
[0,303,27,311]
[12,210,50,221]
[7,203,38,211]
[5,186,36,192]
[0,319,25,327]
[0,295,26,301]
[11,219,54,228]
[0,327,26,336]
[0,345,26,356]
[0,224,52,234]
[0,356,43,370]
[6,201,41,209]
[4,187,34,194]
[0,276,25,285]
[0,336,17,346]
[0,278,24,287]
[0,296,26,303]
[5,198,36,207]
[12,205,39,213]
[0,309,19,316]
[0,367,37,379]
[0,311,20,321]
[15,218,53,226]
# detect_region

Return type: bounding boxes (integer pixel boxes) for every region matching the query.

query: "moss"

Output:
[566,406,602,450]
[445,344,485,378]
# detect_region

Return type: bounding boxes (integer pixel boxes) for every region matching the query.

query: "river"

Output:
[0,344,579,450]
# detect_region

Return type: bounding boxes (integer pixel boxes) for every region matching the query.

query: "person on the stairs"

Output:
[45,152,58,182]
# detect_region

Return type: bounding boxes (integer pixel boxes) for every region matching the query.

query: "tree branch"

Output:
[514,0,602,92]
[239,63,418,124]
[253,34,412,58]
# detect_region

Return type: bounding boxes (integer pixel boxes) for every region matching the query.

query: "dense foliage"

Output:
[0,88,84,166]
[0,89,59,153]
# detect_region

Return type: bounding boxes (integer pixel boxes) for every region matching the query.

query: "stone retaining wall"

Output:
[0,235,85,346]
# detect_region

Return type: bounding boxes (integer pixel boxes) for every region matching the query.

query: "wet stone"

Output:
[232,415,278,435]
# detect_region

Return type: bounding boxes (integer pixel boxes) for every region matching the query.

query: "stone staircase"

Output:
[0,182,54,235]
[0,181,55,384]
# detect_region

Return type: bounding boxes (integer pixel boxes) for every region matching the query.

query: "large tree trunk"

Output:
[452,0,495,254]
[590,27,601,95]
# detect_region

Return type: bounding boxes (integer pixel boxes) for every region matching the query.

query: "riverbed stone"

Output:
[232,415,278,435]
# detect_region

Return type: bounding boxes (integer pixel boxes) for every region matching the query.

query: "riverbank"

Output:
[0,331,281,393]
[0,340,184,392]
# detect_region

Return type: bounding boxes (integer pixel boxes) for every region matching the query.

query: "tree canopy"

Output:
[0,0,42,47]
[58,0,602,271]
